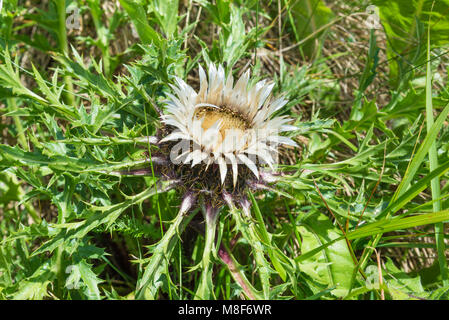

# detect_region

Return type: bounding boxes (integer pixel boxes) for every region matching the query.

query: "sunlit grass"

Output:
[0,0,449,300]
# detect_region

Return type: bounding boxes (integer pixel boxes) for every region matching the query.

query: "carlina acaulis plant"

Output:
[125,63,298,299]
[4,0,449,303]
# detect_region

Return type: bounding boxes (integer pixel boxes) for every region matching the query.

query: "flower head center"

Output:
[195,106,249,140]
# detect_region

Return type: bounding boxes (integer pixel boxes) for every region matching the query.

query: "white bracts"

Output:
[160,64,297,186]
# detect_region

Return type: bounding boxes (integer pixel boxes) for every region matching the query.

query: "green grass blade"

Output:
[296,210,449,263]
[392,101,449,201]
[426,23,448,285]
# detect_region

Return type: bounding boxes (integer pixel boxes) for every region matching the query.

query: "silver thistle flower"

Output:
[161,64,297,183]
[147,63,297,208]
[132,63,298,300]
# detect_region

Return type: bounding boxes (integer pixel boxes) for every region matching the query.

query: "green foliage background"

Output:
[1,0,449,300]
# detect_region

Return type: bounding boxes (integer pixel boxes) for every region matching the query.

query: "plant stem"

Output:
[195,204,220,300]
[218,243,262,300]
[135,204,196,299]
[426,26,448,285]
[55,0,75,106]
[224,194,271,299]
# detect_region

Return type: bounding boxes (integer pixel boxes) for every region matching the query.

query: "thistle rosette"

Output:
[134,64,298,299]
[156,64,297,207]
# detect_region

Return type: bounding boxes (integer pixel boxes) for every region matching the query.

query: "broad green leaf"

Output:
[119,0,162,46]
[292,0,334,58]
[77,259,103,300]
[150,0,179,38]
[297,213,354,298]
[383,258,426,300]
